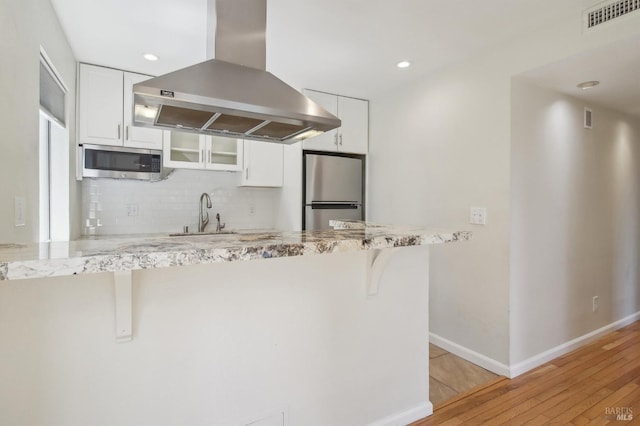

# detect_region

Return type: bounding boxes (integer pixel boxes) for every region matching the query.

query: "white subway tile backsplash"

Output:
[81,169,281,236]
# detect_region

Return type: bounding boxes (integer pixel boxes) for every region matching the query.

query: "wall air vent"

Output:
[585,0,640,29]
[584,108,593,129]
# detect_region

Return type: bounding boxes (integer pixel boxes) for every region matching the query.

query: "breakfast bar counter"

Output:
[0,221,470,281]
[0,221,470,426]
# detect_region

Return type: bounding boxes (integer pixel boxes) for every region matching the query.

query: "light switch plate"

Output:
[470,207,486,225]
[14,196,26,227]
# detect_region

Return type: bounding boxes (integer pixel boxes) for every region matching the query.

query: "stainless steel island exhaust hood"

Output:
[132,0,340,144]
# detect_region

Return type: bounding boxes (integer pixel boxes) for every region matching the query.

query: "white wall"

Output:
[82,170,281,235]
[369,64,512,364]
[369,12,640,367]
[510,78,640,365]
[0,0,80,243]
[0,248,430,426]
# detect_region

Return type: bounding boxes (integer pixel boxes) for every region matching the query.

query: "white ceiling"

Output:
[520,35,640,117]
[51,0,597,99]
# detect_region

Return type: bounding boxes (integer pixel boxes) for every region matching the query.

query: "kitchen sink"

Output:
[168,231,237,237]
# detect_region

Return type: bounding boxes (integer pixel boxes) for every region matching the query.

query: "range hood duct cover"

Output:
[132,0,340,143]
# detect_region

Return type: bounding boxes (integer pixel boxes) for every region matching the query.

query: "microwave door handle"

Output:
[134,163,150,168]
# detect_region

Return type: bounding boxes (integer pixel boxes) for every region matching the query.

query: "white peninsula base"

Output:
[0,247,432,425]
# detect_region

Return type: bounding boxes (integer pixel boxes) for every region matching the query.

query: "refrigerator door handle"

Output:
[309,202,360,209]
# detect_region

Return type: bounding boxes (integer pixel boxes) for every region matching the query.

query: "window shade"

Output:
[39,60,66,126]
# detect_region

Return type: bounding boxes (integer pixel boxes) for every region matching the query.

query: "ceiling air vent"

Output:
[585,0,640,29]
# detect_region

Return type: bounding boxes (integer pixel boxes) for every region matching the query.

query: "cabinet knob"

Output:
[339,134,343,146]
[117,124,121,140]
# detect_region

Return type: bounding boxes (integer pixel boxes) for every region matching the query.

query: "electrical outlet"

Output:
[592,296,599,312]
[14,196,26,227]
[126,204,139,217]
[248,204,256,216]
[470,207,486,225]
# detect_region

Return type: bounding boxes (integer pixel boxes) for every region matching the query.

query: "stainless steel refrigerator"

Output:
[303,151,365,230]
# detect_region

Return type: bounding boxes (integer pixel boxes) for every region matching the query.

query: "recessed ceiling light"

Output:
[396,60,411,69]
[576,80,600,90]
[143,53,159,62]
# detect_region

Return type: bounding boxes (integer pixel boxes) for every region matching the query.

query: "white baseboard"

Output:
[429,332,510,377]
[509,311,640,378]
[430,312,640,380]
[367,402,433,426]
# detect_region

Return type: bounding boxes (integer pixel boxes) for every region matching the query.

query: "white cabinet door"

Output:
[239,140,283,187]
[123,72,164,150]
[205,136,243,171]
[164,133,243,171]
[302,90,338,152]
[163,132,205,169]
[337,96,368,154]
[78,64,123,146]
[301,90,369,154]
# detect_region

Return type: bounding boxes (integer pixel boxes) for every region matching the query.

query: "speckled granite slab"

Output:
[0,221,471,281]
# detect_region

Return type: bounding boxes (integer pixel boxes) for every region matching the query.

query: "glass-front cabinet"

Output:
[163,132,242,171]
[207,136,240,168]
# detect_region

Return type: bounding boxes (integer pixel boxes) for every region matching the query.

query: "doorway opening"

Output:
[39,49,69,242]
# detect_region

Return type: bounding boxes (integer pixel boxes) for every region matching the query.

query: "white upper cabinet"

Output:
[163,132,243,172]
[302,89,369,154]
[206,136,243,171]
[163,131,203,169]
[337,96,368,154]
[300,90,339,152]
[78,64,123,147]
[122,72,164,150]
[78,63,163,150]
[239,140,283,187]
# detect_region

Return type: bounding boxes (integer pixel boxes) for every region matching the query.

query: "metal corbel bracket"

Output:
[113,270,133,342]
[366,248,400,296]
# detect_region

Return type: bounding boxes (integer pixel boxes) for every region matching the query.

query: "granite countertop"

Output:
[0,221,472,281]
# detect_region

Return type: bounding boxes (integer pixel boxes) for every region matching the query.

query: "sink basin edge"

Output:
[169,231,238,237]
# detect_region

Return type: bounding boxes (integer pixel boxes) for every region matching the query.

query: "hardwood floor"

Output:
[429,343,499,405]
[414,321,640,425]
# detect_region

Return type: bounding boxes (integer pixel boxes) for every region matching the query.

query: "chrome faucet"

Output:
[198,192,212,232]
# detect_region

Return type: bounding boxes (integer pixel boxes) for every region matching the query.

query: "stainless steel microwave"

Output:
[82,144,162,181]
